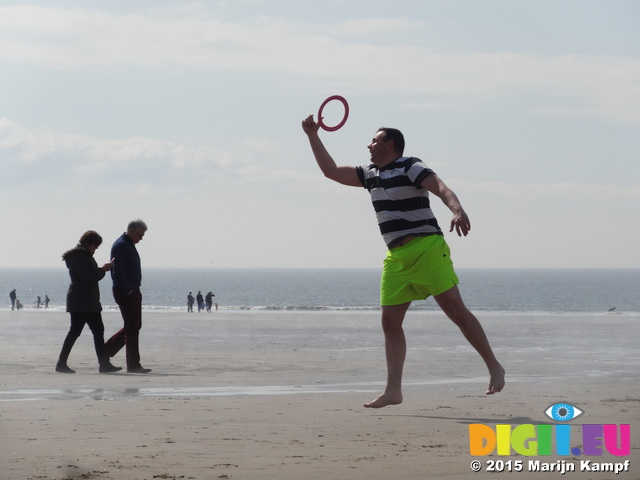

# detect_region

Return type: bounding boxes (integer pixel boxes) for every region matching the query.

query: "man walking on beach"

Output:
[301,116,505,408]
[105,219,151,373]
[9,289,16,311]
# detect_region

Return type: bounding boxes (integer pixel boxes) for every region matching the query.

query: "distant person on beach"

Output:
[302,117,505,408]
[36,296,42,309]
[205,291,215,312]
[105,219,152,374]
[55,230,122,374]
[45,295,50,309]
[187,292,195,312]
[9,289,16,310]
[196,291,204,312]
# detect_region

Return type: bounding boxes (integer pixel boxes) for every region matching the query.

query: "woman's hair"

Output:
[79,230,103,248]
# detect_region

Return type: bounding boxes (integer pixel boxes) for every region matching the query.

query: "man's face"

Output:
[367,131,393,165]
[130,229,146,244]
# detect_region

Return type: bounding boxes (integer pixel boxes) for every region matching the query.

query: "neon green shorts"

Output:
[380,235,459,306]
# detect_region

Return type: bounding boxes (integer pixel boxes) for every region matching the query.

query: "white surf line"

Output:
[0,377,503,402]
[0,384,378,402]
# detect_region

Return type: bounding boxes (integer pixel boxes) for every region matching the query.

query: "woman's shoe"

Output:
[55,362,76,374]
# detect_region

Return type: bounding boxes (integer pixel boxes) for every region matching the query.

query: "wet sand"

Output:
[1,310,638,479]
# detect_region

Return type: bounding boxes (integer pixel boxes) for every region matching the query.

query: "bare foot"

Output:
[486,365,505,395]
[364,391,403,408]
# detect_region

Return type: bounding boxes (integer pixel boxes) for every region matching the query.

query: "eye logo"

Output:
[544,403,583,422]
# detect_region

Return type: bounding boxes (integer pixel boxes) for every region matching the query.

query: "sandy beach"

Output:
[1,309,638,479]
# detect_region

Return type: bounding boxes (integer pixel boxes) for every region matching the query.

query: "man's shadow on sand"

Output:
[383,414,540,425]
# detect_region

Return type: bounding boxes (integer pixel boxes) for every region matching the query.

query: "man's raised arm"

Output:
[302,115,361,187]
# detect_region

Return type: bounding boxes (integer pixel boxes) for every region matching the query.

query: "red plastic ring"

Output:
[317,95,349,132]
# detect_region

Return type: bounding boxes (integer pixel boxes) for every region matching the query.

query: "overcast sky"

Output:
[1,0,639,269]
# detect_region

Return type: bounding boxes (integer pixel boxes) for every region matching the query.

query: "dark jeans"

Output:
[58,311,108,365]
[106,287,143,369]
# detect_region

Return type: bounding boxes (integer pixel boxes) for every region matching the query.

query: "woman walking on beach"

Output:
[55,230,122,374]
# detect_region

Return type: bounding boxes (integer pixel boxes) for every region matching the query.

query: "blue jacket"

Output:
[110,233,142,294]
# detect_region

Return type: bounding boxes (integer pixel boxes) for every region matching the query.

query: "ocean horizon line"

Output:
[3,266,639,271]
[3,267,639,315]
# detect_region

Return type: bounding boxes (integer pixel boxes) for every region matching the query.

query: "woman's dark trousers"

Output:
[58,312,109,366]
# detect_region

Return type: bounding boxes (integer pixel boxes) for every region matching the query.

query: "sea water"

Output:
[1,268,638,314]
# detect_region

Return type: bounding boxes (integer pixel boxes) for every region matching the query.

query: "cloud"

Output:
[0,117,317,192]
[438,178,639,268]
[399,100,473,113]
[0,118,242,185]
[1,6,638,124]
[452,178,640,203]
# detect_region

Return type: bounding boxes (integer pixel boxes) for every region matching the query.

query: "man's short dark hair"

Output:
[377,127,405,155]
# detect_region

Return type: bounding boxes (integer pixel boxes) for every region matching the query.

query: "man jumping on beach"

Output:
[301,116,505,408]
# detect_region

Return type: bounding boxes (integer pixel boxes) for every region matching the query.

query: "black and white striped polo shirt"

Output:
[356,157,443,249]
